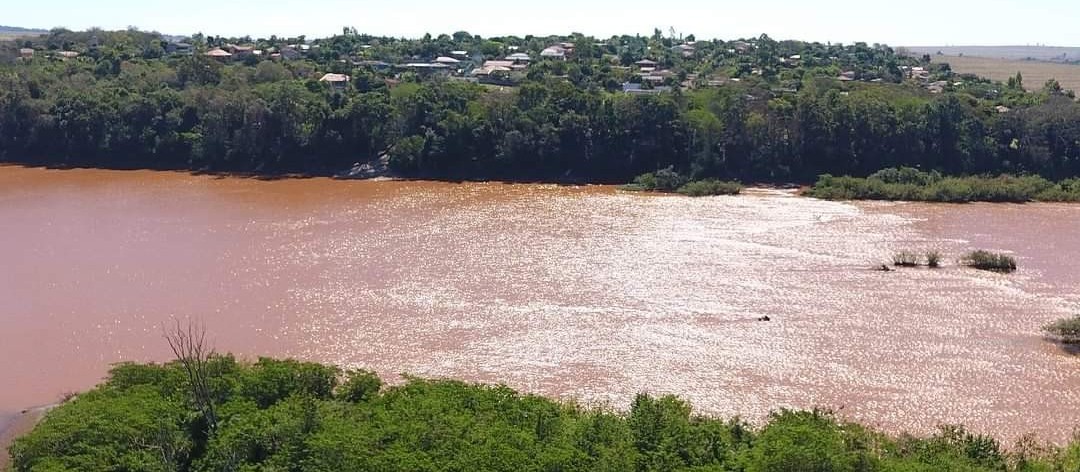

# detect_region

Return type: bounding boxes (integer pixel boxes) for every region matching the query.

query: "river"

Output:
[1,165,1078,444]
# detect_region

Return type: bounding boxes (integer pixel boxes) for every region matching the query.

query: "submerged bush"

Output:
[893,251,919,267]
[676,179,743,196]
[962,250,1018,273]
[623,166,688,192]
[926,251,942,268]
[1043,316,1080,343]
[625,169,741,197]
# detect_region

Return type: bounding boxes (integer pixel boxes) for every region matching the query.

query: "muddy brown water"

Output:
[1,166,1078,445]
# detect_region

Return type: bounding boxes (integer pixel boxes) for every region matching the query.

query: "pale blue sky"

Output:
[5,0,1078,46]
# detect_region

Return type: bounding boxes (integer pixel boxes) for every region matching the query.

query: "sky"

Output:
[5,0,1079,47]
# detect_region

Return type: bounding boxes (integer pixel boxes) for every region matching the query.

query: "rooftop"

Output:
[319,73,351,83]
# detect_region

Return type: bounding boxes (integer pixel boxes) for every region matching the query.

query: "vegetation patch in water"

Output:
[892,251,920,267]
[926,250,943,268]
[11,354,1073,472]
[962,250,1018,272]
[806,167,1080,203]
[623,167,741,196]
[676,179,743,196]
[1043,315,1080,344]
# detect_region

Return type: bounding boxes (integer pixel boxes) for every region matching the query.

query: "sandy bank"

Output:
[0,406,52,470]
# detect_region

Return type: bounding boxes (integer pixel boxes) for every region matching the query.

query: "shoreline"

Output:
[0,405,53,470]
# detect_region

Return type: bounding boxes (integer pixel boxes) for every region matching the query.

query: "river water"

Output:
[1,166,1078,444]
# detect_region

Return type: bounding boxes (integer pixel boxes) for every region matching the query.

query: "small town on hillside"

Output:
[8,28,1032,101]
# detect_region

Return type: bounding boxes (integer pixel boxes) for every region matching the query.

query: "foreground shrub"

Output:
[12,357,1078,471]
[962,250,1018,273]
[747,410,876,472]
[1043,316,1080,343]
[676,179,743,196]
[336,369,382,402]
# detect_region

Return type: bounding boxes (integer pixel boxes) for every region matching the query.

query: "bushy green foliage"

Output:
[11,357,1079,471]
[336,369,382,402]
[807,168,1080,202]
[1043,315,1080,343]
[962,250,1018,273]
[677,179,743,196]
[624,170,741,197]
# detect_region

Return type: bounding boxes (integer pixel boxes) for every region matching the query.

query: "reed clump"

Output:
[892,251,920,267]
[926,251,942,268]
[962,250,1017,273]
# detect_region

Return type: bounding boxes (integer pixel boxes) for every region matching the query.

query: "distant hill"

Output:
[905,46,1080,63]
[0,25,48,39]
[0,26,47,34]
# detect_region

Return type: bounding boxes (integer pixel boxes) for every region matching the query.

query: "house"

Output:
[838,71,856,81]
[623,83,672,95]
[403,63,452,76]
[732,41,752,53]
[278,47,302,61]
[995,105,1011,113]
[166,42,193,55]
[634,59,658,69]
[909,66,930,81]
[204,48,232,61]
[540,46,566,60]
[483,60,515,69]
[434,56,461,65]
[672,44,695,57]
[227,44,255,58]
[927,80,948,94]
[451,50,469,58]
[506,52,531,64]
[56,51,79,60]
[18,48,33,58]
[354,60,391,71]
[319,73,351,90]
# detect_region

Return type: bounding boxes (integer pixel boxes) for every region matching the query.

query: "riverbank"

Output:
[0,406,51,471]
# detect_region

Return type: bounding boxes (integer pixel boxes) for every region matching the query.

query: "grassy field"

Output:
[906,45,1080,62]
[931,54,1080,93]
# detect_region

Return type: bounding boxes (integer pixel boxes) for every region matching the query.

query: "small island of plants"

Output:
[962,250,1018,273]
[623,167,743,196]
[1043,315,1080,344]
[807,167,1080,203]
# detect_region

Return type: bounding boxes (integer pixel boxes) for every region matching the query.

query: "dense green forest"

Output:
[1,28,1078,183]
[11,356,1080,471]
